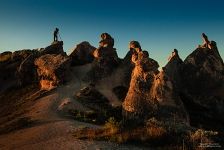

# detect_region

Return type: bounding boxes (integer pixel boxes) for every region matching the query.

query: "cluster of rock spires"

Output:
[0,33,224,129]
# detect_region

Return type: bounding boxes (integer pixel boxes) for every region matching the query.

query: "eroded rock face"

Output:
[0,50,38,92]
[35,54,70,90]
[182,41,224,93]
[165,49,183,90]
[180,39,224,128]
[122,43,159,121]
[150,69,189,124]
[75,86,110,108]
[17,50,40,86]
[84,33,120,83]
[69,42,96,66]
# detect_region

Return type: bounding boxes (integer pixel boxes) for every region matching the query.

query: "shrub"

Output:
[104,117,120,134]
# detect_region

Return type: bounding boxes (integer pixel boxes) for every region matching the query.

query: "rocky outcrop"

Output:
[165,49,183,90]
[0,50,38,92]
[1,33,224,132]
[17,50,40,86]
[69,42,96,66]
[122,42,159,122]
[39,41,65,55]
[84,33,120,83]
[35,54,70,90]
[182,41,224,93]
[75,85,110,109]
[180,36,224,128]
[150,68,189,123]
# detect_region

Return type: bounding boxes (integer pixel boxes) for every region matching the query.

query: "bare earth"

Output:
[0,65,150,150]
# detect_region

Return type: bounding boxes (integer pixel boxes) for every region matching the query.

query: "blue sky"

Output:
[0,0,223,67]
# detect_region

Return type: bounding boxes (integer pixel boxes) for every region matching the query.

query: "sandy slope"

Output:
[0,88,147,150]
[0,65,150,150]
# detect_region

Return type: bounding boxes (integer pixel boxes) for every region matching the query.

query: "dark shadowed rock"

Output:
[112,86,129,101]
[182,41,224,93]
[180,36,224,129]
[35,54,71,90]
[69,41,95,66]
[39,41,65,55]
[75,86,110,107]
[84,33,120,83]
[150,68,189,124]
[0,50,37,92]
[165,49,183,90]
[16,50,40,86]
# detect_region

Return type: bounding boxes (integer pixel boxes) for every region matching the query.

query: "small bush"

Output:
[146,117,167,139]
[104,117,120,134]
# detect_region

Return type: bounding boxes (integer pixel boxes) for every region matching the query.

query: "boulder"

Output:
[34,54,70,90]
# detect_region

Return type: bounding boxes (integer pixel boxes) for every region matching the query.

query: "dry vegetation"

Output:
[72,117,222,149]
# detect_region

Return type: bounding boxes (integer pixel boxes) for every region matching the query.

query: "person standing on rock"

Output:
[53,28,59,42]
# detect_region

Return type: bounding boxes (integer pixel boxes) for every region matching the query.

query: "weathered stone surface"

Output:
[35,54,70,90]
[0,50,37,92]
[69,41,95,66]
[150,68,189,124]
[182,41,224,93]
[180,37,224,128]
[122,42,159,121]
[84,33,120,83]
[165,49,183,90]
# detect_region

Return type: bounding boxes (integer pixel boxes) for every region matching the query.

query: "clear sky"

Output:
[0,0,223,67]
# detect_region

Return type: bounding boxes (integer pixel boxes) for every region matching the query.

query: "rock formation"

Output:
[69,41,96,66]
[150,67,189,123]
[84,33,120,83]
[17,50,40,86]
[182,39,224,93]
[180,34,224,128]
[122,41,159,122]
[75,84,110,109]
[0,50,38,92]
[35,54,70,90]
[0,32,224,144]
[165,49,183,90]
[99,33,114,48]
[39,41,65,55]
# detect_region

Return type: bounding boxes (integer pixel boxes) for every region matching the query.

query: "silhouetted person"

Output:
[54,28,59,42]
